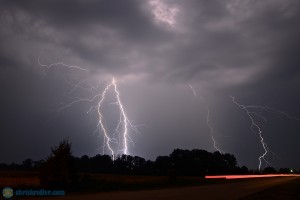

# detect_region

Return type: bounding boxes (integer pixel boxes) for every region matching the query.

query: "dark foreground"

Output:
[33,176,299,200]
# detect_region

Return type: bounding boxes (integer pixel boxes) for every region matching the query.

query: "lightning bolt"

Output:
[95,78,133,160]
[230,96,270,171]
[39,59,138,160]
[230,96,300,170]
[243,105,300,122]
[206,107,223,154]
[38,58,89,72]
[188,84,197,97]
[188,84,223,153]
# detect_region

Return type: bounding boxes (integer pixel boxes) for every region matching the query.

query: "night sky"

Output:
[1,0,300,170]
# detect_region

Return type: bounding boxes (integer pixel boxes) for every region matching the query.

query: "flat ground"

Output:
[30,176,299,200]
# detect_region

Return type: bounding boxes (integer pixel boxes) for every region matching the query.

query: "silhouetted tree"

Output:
[40,139,77,190]
[33,160,45,170]
[279,168,292,174]
[263,167,277,174]
[90,154,113,173]
[0,163,8,170]
[114,155,134,174]
[132,156,146,174]
[21,158,33,170]
[239,166,249,174]
[0,147,257,177]
[155,156,171,175]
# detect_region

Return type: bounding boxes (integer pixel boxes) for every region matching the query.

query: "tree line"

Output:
[0,140,242,175]
[0,139,296,190]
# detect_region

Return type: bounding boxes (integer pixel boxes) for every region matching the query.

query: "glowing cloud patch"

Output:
[149,0,179,27]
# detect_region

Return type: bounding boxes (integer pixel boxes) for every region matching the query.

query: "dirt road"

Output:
[32,177,299,200]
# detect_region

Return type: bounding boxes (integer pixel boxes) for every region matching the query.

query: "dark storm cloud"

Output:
[0,0,171,74]
[1,0,300,83]
[1,0,300,169]
[2,0,152,34]
[153,0,300,90]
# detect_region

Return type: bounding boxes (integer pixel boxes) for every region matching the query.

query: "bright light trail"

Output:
[205,174,300,179]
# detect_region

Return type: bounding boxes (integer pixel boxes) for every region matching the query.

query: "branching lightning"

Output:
[244,105,300,122]
[230,96,300,170]
[230,96,270,170]
[38,58,89,72]
[95,78,135,160]
[39,59,138,160]
[39,58,300,166]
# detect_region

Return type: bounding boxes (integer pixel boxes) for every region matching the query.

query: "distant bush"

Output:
[263,167,277,174]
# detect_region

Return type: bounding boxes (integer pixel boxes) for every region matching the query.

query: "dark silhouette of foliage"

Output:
[21,158,33,170]
[39,139,77,190]
[2,144,297,179]
[279,168,291,174]
[155,156,171,175]
[238,166,249,174]
[263,167,277,174]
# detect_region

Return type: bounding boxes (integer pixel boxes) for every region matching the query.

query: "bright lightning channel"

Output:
[230,96,300,170]
[206,107,223,154]
[230,96,270,171]
[38,58,89,72]
[188,84,223,153]
[39,59,138,160]
[96,78,133,160]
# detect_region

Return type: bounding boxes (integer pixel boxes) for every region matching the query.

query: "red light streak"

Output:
[205,174,300,179]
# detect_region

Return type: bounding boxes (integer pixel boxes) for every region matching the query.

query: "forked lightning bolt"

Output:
[39,59,138,160]
[95,78,133,160]
[230,96,300,170]
[230,96,270,170]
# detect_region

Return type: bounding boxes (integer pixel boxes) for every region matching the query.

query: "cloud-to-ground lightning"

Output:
[230,96,270,171]
[39,60,138,160]
[206,107,223,154]
[188,84,223,153]
[94,78,135,160]
[230,96,300,170]
[62,78,138,160]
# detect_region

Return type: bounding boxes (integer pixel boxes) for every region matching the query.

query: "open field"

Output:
[1,171,300,199]
[0,170,202,191]
[0,171,39,187]
[32,176,300,200]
